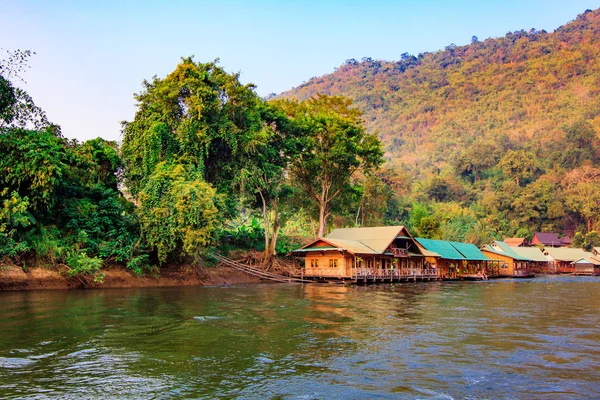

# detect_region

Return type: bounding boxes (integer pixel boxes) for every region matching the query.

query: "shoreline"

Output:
[0,265,263,291]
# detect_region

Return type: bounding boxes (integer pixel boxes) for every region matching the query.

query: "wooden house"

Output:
[510,246,549,273]
[416,238,499,278]
[592,247,600,257]
[291,226,435,281]
[571,257,600,275]
[480,241,531,277]
[543,247,595,273]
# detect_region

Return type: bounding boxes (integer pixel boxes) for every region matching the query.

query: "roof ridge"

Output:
[356,239,380,254]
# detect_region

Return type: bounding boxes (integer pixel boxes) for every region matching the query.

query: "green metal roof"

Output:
[416,238,465,260]
[511,246,548,262]
[492,241,530,260]
[449,241,490,261]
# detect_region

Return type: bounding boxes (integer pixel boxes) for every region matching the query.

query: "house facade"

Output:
[292,226,433,281]
[543,247,596,273]
[480,241,532,277]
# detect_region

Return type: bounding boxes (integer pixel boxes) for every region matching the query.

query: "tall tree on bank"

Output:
[239,102,302,265]
[121,58,263,261]
[282,95,384,238]
[121,57,263,197]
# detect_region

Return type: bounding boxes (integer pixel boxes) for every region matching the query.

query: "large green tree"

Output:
[121,57,262,200]
[121,58,265,261]
[239,101,303,265]
[282,95,383,238]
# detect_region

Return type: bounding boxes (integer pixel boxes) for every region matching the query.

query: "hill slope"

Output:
[278,8,600,239]
[280,9,600,170]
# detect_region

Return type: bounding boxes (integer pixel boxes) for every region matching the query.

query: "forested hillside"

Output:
[279,8,600,241]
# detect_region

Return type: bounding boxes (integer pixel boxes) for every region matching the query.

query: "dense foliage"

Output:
[0,51,145,280]
[280,9,600,241]
[4,8,600,279]
[121,58,383,264]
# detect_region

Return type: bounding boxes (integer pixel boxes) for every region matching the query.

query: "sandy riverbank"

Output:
[0,264,263,291]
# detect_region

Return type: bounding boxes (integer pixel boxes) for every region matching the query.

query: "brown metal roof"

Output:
[532,232,562,246]
[504,238,526,247]
[326,226,412,254]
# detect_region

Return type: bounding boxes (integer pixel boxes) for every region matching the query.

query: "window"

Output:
[329,259,338,268]
[310,259,320,268]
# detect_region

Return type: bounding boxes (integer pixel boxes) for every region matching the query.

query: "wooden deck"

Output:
[298,267,441,282]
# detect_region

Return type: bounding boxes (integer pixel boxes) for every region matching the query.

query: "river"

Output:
[1,275,599,399]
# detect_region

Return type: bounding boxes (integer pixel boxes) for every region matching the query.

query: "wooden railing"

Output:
[352,267,440,280]
[304,267,343,277]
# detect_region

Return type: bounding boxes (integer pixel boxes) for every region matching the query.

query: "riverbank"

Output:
[0,264,262,291]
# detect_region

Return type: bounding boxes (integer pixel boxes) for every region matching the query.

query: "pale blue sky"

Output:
[1,0,598,141]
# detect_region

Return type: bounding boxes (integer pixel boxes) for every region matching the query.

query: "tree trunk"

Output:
[267,201,281,261]
[317,201,327,238]
[258,191,272,268]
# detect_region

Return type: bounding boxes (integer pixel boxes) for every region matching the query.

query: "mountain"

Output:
[277,9,600,240]
[279,9,600,173]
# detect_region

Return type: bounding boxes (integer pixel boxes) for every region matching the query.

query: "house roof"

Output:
[560,236,572,245]
[592,247,600,254]
[324,237,379,254]
[571,257,600,266]
[511,246,548,262]
[504,238,526,247]
[543,247,591,262]
[483,241,530,261]
[326,226,413,255]
[294,225,426,256]
[415,238,466,260]
[449,241,490,261]
[532,232,562,246]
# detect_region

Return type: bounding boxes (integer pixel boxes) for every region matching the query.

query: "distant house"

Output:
[504,238,528,247]
[592,247,600,257]
[511,246,549,273]
[543,247,594,273]
[291,226,431,281]
[530,232,567,247]
[571,257,600,275]
[415,238,498,278]
[480,241,531,277]
[560,236,573,247]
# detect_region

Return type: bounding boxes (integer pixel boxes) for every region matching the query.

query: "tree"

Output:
[121,57,262,201]
[121,58,264,260]
[498,150,536,186]
[564,166,600,232]
[282,95,384,238]
[238,101,302,265]
[138,163,219,264]
[0,49,51,130]
[558,120,600,168]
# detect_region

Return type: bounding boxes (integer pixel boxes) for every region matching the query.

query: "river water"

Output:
[1,275,599,399]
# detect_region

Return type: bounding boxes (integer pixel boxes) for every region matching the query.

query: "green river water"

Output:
[1,275,599,399]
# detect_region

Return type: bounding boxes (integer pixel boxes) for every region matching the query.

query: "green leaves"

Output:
[138,163,220,264]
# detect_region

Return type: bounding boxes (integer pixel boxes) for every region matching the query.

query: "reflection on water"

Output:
[1,276,600,398]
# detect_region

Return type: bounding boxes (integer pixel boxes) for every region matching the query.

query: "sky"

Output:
[2,0,599,142]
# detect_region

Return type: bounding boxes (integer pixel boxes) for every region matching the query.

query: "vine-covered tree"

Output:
[121,58,264,262]
[281,95,384,238]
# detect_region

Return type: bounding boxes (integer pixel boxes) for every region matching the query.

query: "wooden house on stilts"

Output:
[291,226,438,282]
